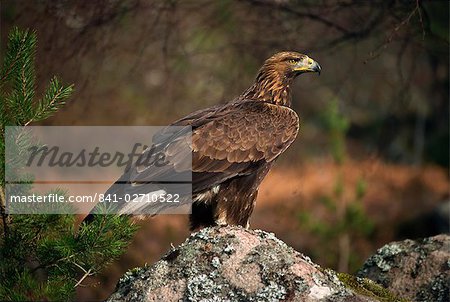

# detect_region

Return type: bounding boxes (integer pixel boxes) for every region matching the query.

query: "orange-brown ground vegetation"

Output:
[77,158,449,301]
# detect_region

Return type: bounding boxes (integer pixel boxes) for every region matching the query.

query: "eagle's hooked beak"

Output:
[294,57,321,75]
[310,59,321,75]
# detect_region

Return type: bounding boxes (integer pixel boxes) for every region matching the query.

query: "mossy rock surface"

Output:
[107,226,407,302]
[358,234,450,302]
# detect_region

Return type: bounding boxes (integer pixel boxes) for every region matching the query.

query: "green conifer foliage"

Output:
[0,27,137,301]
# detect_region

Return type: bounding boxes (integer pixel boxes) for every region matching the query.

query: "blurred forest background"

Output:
[2,0,448,301]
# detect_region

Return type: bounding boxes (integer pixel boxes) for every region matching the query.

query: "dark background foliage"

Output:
[3,0,448,168]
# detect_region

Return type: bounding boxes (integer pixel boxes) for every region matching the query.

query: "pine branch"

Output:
[24,77,74,125]
[3,28,36,124]
[0,27,78,300]
[1,27,37,126]
[16,36,36,110]
[0,27,35,85]
[1,27,73,126]
[0,26,137,300]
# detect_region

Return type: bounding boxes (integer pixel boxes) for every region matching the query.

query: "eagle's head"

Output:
[262,51,321,79]
[243,51,321,106]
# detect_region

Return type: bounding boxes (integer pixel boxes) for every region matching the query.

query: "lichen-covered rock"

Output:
[358,234,450,302]
[107,226,404,302]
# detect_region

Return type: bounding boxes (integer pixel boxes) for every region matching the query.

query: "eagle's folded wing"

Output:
[130,101,299,192]
[89,100,299,215]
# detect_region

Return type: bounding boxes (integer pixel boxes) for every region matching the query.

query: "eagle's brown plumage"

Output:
[84,51,321,230]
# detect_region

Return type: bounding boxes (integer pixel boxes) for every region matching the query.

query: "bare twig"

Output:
[365,1,422,62]
[241,0,350,34]
[416,0,426,40]
[73,261,94,288]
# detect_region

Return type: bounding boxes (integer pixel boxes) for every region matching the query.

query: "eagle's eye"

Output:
[288,59,299,64]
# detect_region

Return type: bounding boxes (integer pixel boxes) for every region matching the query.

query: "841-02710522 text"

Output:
[8,192,180,204]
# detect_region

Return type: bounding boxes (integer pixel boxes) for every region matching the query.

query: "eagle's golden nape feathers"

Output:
[83,51,321,231]
[242,51,321,106]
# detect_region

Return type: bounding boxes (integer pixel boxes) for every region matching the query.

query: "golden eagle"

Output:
[84,51,321,230]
